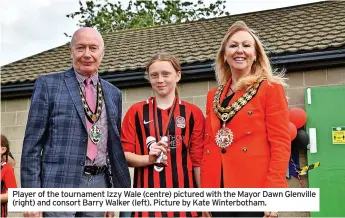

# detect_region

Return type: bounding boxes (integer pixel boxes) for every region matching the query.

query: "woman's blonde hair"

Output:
[145,52,181,97]
[214,21,286,90]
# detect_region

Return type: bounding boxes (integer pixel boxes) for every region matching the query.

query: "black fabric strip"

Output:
[158,109,168,218]
[134,112,143,217]
[185,108,193,218]
[169,108,179,189]
[180,105,190,188]
[143,104,154,190]
[152,99,159,140]
[157,109,167,187]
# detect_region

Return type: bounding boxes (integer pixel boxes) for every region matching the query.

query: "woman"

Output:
[121,53,205,217]
[1,135,18,217]
[201,21,290,217]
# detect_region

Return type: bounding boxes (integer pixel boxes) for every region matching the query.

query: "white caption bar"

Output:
[8,188,319,212]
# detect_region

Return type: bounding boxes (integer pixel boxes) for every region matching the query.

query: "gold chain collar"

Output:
[80,81,103,123]
[213,77,266,122]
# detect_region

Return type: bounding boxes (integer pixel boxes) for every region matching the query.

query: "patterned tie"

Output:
[84,77,97,161]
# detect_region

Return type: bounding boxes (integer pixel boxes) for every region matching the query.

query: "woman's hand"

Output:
[201,211,212,217]
[148,140,169,165]
[264,211,278,217]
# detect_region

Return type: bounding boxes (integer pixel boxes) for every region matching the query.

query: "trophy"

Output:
[154,136,168,167]
[146,136,168,172]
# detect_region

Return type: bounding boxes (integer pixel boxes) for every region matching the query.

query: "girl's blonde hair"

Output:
[214,21,286,90]
[145,52,181,97]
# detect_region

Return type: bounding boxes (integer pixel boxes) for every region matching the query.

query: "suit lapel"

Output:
[101,80,117,128]
[211,94,220,137]
[64,68,87,131]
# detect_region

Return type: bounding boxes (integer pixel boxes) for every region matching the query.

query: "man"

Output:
[21,28,131,217]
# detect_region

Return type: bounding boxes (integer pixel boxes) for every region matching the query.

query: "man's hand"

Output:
[24,212,42,217]
[104,211,115,217]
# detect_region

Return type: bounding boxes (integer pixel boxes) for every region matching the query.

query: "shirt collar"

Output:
[74,70,99,85]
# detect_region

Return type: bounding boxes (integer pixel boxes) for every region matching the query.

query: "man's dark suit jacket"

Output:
[21,68,131,188]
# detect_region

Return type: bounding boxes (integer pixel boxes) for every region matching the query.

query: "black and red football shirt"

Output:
[121,98,205,217]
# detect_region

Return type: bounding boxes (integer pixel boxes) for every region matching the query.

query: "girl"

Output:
[1,135,18,217]
[121,53,205,217]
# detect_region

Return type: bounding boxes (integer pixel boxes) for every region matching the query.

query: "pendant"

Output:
[90,124,101,144]
[221,113,229,122]
[91,114,98,122]
[215,126,234,149]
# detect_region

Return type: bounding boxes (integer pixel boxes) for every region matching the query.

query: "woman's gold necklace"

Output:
[212,77,265,151]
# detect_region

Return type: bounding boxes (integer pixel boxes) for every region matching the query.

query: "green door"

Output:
[305,85,345,217]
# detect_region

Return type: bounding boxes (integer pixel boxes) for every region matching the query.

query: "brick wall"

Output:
[1,67,344,217]
[1,98,30,185]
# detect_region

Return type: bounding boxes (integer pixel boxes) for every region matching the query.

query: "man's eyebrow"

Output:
[74,43,100,46]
